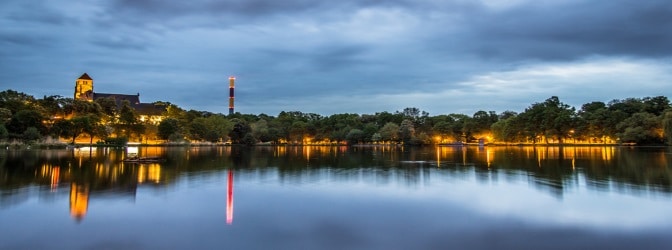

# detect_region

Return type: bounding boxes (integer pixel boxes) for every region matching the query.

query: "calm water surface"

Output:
[1,146,672,249]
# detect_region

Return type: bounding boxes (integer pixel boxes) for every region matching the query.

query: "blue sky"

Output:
[1,0,671,116]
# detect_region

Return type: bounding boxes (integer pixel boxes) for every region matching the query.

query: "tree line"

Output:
[1,89,671,145]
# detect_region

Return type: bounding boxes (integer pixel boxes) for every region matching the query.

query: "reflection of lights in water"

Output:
[136,164,161,184]
[127,146,139,158]
[148,164,161,183]
[436,147,440,167]
[69,183,89,222]
[227,170,234,225]
[305,146,311,162]
[51,167,60,191]
[138,165,146,183]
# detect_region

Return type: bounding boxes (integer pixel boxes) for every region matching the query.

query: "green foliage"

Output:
[189,115,232,142]
[241,133,257,146]
[2,88,671,146]
[378,122,399,143]
[229,119,252,144]
[168,132,185,142]
[95,97,118,121]
[399,119,415,144]
[371,132,382,143]
[8,109,44,137]
[0,107,11,124]
[346,129,365,144]
[22,127,41,142]
[617,112,662,144]
[104,137,128,146]
[0,89,36,114]
[663,111,672,145]
[492,116,520,142]
[0,124,8,140]
[158,118,180,140]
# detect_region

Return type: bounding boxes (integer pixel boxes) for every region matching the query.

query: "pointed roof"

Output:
[78,73,92,80]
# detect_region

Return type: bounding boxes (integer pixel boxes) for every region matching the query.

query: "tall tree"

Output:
[158,118,180,141]
[399,119,415,144]
[229,119,252,144]
[378,122,399,143]
[617,112,663,144]
[663,111,672,145]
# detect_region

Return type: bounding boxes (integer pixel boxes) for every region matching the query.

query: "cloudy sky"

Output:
[1,0,671,116]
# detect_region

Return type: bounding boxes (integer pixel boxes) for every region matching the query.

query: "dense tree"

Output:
[346,129,365,145]
[116,100,144,140]
[378,122,399,143]
[468,110,498,139]
[0,108,11,124]
[0,90,35,114]
[576,102,610,143]
[663,111,672,145]
[158,118,181,140]
[491,115,524,142]
[54,115,100,144]
[35,95,65,119]
[617,112,663,144]
[7,110,44,138]
[95,97,118,123]
[188,115,232,142]
[0,124,8,140]
[642,96,670,116]
[2,89,670,145]
[22,127,41,142]
[399,119,415,144]
[229,119,252,144]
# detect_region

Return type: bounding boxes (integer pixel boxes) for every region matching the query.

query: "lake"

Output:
[1,145,672,249]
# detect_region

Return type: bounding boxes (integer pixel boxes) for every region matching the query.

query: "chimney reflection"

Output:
[226,169,234,225]
[69,183,89,222]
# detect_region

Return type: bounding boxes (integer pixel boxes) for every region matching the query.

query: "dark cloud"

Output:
[4,1,78,25]
[448,0,672,60]
[1,0,671,115]
[90,36,151,50]
[0,32,53,47]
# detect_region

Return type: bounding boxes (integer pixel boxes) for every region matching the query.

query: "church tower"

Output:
[74,73,93,101]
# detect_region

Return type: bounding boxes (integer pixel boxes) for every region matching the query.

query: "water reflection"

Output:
[227,169,234,225]
[69,182,89,221]
[1,146,671,211]
[1,146,672,249]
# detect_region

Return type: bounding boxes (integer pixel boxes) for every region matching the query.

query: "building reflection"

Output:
[226,170,234,225]
[69,183,89,222]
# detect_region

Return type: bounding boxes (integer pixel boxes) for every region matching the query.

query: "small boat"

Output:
[123,157,164,163]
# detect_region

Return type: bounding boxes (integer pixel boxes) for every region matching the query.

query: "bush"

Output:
[168,132,185,142]
[104,137,128,146]
[242,133,257,146]
[22,127,41,143]
[0,124,8,140]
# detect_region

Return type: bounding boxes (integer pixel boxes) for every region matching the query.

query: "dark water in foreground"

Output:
[1,146,672,249]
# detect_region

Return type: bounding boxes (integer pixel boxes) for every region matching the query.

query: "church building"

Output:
[74,73,166,124]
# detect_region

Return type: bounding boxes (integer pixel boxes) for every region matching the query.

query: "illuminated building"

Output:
[74,73,166,124]
[74,73,93,100]
[229,76,235,115]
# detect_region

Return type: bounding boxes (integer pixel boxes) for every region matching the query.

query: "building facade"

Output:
[74,73,166,124]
